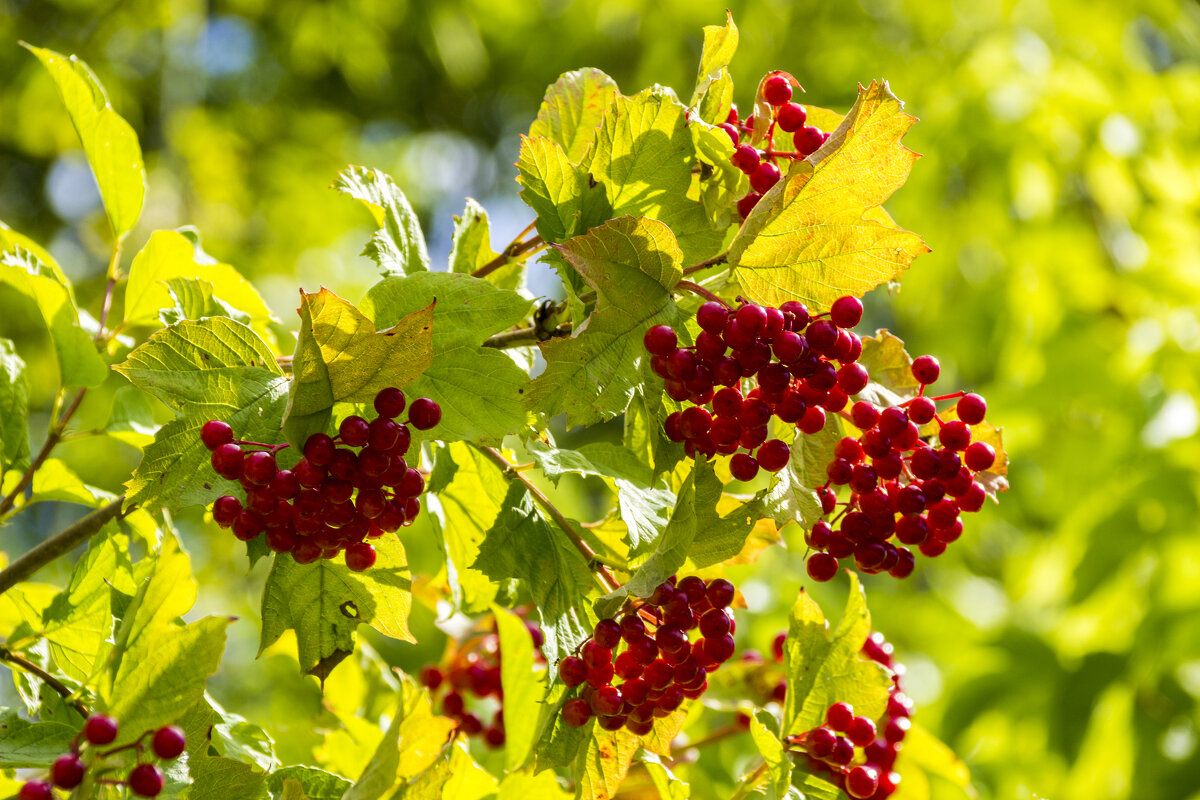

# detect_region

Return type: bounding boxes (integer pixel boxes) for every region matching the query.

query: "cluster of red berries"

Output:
[715,72,831,219]
[19,714,185,799]
[418,618,546,749]
[200,387,441,570]
[556,576,737,734]
[795,632,914,799]
[803,356,996,582]
[645,295,866,474]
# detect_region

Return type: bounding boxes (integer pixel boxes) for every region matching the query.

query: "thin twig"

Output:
[475,446,620,592]
[472,234,545,281]
[676,280,727,306]
[729,760,769,800]
[681,252,729,277]
[0,646,89,718]
[0,389,88,518]
[0,499,127,595]
[481,323,573,350]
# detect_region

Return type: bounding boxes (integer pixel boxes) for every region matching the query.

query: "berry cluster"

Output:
[200,388,441,569]
[803,357,996,582]
[645,295,866,474]
[795,632,914,799]
[418,617,546,749]
[715,72,831,219]
[557,576,737,734]
[20,714,185,799]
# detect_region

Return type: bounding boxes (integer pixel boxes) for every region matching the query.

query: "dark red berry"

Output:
[911,355,940,385]
[408,398,441,430]
[200,420,234,451]
[706,579,735,609]
[129,764,164,797]
[907,396,936,424]
[830,296,864,328]
[731,143,760,174]
[593,619,622,649]
[806,725,836,758]
[152,725,187,760]
[19,782,52,800]
[562,698,592,727]
[939,420,971,451]
[807,552,838,582]
[964,441,996,472]
[762,75,792,106]
[750,161,781,193]
[845,765,879,799]
[303,433,336,467]
[737,192,762,219]
[84,713,118,745]
[559,656,587,686]
[52,753,85,788]
[756,439,790,472]
[697,301,729,333]
[846,715,877,746]
[339,416,370,447]
[210,443,244,480]
[345,542,376,572]
[374,387,406,419]
[643,325,677,357]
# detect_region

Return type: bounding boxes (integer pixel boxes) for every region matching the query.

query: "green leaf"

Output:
[493,605,547,771]
[268,767,352,800]
[641,753,688,800]
[529,68,620,164]
[335,166,429,277]
[856,329,921,408]
[391,742,496,800]
[0,220,69,287]
[535,683,591,770]
[0,339,29,474]
[426,443,507,612]
[283,288,433,449]
[497,771,571,800]
[573,726,641,800]
[28,458,111,507]
[526,217,683,427]
[587,88,723,263]
[901,723,972,790]
[524,439,654,487]
[259,536,415,680]
[449,198,523,291]
[0,710,77,767]
[730,81,929,311]
[516,135,607,248]
[764,419,843,531]
[106,616,230,744]
[123,229,274,331]
[683,493,768,571]
[473,482,594,665]
[103,384,159,449]
[749,709,792,798]
[115,317,289,510]
[179,698,270,800]
[691,119,742,228]
[360,272,532,445]
[0,250,107,388]
[780,573,891,737]
[21,44,145,240]
[690,11,739,109]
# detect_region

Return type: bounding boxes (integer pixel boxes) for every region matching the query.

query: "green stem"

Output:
[472,232,545,280]
[0,389,88,519]
[729,760,769,800]
[0,499,127,594]
[681,252,729,277]
[676,280,727,306]
[0,646,89,718]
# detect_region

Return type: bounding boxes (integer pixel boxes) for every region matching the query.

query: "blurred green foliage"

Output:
[1,1,1198,799]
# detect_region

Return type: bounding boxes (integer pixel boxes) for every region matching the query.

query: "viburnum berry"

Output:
[731,143,760,174]
[128,763,164,797]
[957,392,987,424]
[830,295,864,328]
[643,325,677,357]
[846,765,880,799]
[344,542,377,572]
[408,397,441,430]
[762,74,792,105]
[18,781,52,800]
[200,420,234,450]
[776,102,807,131]
[562,698,592,727]
[51,753,85,788]
[911,354,940,385]
[374,387,406,418]
[152,725,187,760]
[84,713,119,745]
[750,161,781,193]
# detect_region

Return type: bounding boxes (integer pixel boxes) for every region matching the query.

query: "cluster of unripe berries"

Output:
[644,294,867,475]
[418,618,546,749]
[19,714,185,799]
[200,387,441,570]
[715,72,830,219]
[795,632,914,799]
[803,355,996,582]
[556,575,737,734]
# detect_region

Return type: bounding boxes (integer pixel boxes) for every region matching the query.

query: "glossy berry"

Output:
[408,398,441,430]
[706,578,735,609]
[806,552,839,582]
[750,161,781,193]
[242,451,277,486]
[776,102,807,132]
[845,765,880,799]
[697,301,729,333]
[825,702,855,731]
[830,295,864,328]
[339,416,370,447]
[729,453,759,482]
[210,443,244,480]
[84,713,119,745]
[793,125,825,156]
[731,143,760,174]
[938,420,971,451]
[303,433,335,467]
[911,355,940,384]
[756,439,790,472]
[957,393,987,424]
[762,74,792,106]
[344,542,377,572]
[806,726,837,758]
[200,420,234,450]
[737,192,762,219]
[965,441,996,472]
[18,782,52,800]
[374,387,406,418]
[52,753,85,788]
[129,763,164,797]
[593,618,622,649]
[846,715,877,746]
[643,325,677,357]
[152,725,187,760]
[562,698,592,727]
[559,656,587,687]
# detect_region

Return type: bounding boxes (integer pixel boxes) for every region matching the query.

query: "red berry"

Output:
[200,420,233,450]
[846,715,877,746]
[729,453,759,482]
[762,75,792,106]
[756,439,790,472]
[211,495,242,527]
[706,578,735,609]
[152,725,187,760]
[806,726,836,758]
[836,363,869,396]
[907,396,936,424]
[303,433,336,466]
[559,656,587,687]
[210,443,244,480]
[129,764,164,797]
[737,192,762,219]
[242,451,277,486]
[84,713,119,745]
[846,765,880,799]
[643,325,677,356]
[749,161,781,193]
[339,416,370,447]
[793,125,825,156]
[697,301,729,333]
[957,393,987,424]
[911,355,940,385]
[825,702,854,731]
[419,665,444,689]
[408,398,441,430]
[830,296,864,328]
[19,782,52,800]
[593,619,622,649]
[731,143,760,174]
[374,387,406,419]
[776,102,807,132]
[345,542,377,572]
[807,552,839,582]
[938,420,971,451]
[52,753,85,788]
[562,698,592,727]
[964,441,996,472]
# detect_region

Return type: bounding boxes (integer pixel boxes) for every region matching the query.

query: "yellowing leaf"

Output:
[690,11,739,108]
[283,288,433,447]
[730,80,928,311]
[22,44,145,240]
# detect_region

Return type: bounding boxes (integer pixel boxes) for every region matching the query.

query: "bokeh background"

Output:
[1,1,1199,799]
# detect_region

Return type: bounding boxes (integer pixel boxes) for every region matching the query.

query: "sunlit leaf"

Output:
[493,605,548,770]
[0,338,29,474]
[449,198,523,291]
[530,68,620,164]
[0,709,77,768]
[335,166,429,277]
[690,11,739,109]
[749,709,792,798]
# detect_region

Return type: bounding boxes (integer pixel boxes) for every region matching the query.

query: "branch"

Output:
[475,446,620,592]
[481,323,573,350]
[729,761,769,800]
[675,280,727,306]
[0,647,88,718]
[471,233,545,280]
[0,389,88,518]
[681,252,728,277]
[0,499,127,595]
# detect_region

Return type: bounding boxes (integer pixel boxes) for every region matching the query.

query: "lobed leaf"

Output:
[730,80,929,311]
[0,710,77,768]
[530,68,620,164]
[335,166,429,276]
[0,338,30,474]
[22,44,145,240]
[690,11,739,110]
[449,198,523,291]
